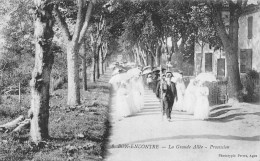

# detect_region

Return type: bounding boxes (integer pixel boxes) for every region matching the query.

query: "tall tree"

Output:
[160,1,196,69]
[207,0,246,102]
[54,0,93,105]
[29,0,54,143]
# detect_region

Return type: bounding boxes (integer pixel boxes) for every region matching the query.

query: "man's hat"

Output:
[165,71,173,77]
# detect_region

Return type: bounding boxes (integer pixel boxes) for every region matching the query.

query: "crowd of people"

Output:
[109,63,212,122]
[109,66,144,120]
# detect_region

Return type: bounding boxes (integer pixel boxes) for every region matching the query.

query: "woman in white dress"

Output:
[127,79,138,115]
[115,82,132,119]
[183,79,197,114]
[193,81,210,120]
[131,76,144,112]
[174,78,186,111]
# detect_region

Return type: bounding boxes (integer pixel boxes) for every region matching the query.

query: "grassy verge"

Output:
[0,80,111,161]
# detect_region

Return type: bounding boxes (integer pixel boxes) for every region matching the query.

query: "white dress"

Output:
[131,77,144,112]
[174,80,186,111]
[183,79,197,114]
[115,86,131,118]
[193,86,210,120]
[127,81,138,115]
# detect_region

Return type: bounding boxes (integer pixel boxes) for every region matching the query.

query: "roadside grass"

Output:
[0,78,111,161]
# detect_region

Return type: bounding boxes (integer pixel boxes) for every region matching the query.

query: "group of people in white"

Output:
[173,77,210,120]
[109,64,214,121]
[109,67,144,120]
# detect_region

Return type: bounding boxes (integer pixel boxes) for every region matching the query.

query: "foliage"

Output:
[0,0,34,93]
[246,69,259,80]
[0,79,111,160]
[190,4,221,50]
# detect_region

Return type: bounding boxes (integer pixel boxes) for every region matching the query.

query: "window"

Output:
[248,16,253,39]
[240,49,252,73]
[205,53,213,72]
[195,53,203,74]
[217,58,225,77]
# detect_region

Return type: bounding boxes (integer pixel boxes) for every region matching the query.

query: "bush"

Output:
[241,69,260,102]
[246,69,259,79]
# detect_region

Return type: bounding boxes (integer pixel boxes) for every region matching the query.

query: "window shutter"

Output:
[217,58,225,77]
[240,49,252,73]
[248,16,253,39]
[205,53,213,72]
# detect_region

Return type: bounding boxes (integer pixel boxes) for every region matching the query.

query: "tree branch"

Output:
[78,1,93,45]
[53,4,71,41]
[72,0,86,42]
[208,1,232,47]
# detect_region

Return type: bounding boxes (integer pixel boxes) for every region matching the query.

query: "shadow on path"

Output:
[209,112,260,123]
[123,134,260,144]
[210,105,232,112]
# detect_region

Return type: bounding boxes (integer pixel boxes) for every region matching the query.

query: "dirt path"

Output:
[106,88,260,161]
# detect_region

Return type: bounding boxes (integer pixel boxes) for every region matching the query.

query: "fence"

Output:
[207,81,228,106]
[183,76,228,106]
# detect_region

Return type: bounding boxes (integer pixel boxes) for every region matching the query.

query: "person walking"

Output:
[146,74,153,90]
[193,81,210,120]
[156,72,178,121]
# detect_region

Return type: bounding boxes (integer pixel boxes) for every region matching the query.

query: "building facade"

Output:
[194,5,260,77]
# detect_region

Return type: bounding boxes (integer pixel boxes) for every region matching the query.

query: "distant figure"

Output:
[152,73,159,93]
[147,74,153,90]
[193,81,210,120]
[156,72,178,121]
[174,78,186,112]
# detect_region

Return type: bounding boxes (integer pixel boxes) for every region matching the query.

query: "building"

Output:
[194,4,260,77]
[238,5,260,73]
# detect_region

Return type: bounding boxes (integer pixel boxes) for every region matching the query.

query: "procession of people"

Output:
[109,62,216,122]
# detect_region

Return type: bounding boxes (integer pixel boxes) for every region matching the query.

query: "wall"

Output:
[194,43,227,77]
[238,8,260,72]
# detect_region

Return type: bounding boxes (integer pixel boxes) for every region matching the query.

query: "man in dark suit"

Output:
[156,72,178,121]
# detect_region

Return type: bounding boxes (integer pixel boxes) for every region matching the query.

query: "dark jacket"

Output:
[156,80,177,102]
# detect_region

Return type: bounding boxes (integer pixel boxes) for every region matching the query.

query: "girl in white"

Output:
[115,81,132,119]
[193,81,210,120]
[183,79,197,114]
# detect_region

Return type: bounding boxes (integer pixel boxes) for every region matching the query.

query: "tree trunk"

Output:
[150,53,154,67]
[82,41,87,91]
[139,49,147,66]
[30,0,54,144]
[134,49,137,64]
[176,50,184,70]
[54,0,93,106]
[99,46,104,75]
[95,45,100,80]
[176,40,185,70]
[201,43,204,73]
[67,42,80,105]
[155,44,162,66]
[210,2,242,102]
[137,52,142,66]
[226,47,242,100]
[102,60,104,74]
[91,57,96,82]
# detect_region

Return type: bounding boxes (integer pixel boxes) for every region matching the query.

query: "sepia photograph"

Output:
[0,0,260,161]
